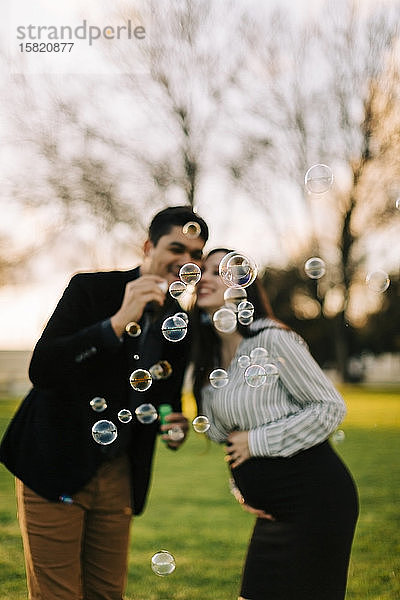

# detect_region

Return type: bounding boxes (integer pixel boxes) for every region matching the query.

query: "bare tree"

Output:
[230,0,400,379]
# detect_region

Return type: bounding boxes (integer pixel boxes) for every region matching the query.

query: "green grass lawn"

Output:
[0,386,399,599]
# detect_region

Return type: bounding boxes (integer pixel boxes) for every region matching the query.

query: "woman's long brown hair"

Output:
[190,248,289,411]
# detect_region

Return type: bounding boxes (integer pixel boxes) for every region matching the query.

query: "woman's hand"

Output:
[225,430,251,468]
[241,503,276,521]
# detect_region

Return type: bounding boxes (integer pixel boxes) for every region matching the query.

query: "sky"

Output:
[1,0,399,349]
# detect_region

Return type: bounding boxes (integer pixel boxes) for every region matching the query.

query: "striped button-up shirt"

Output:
[201,319,346,458]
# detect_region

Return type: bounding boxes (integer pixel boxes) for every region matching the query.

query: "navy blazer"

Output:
[0,267,190,515]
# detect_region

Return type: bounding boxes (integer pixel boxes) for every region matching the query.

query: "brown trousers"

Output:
[16,453,133,600]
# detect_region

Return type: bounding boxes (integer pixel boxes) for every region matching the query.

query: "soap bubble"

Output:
[174,311,189,324]
[167,426,185,441]
[161,315,187,342]
[249,347,269,365]
[238,300,255,326]
[129,369,152,392]
[209,368,229,388]
[219,251,257,288]
[179,263,201,285]
[118,409,132,423]
[169,280,187,299]
[149,360,173,380]
[366,270,390,293]
[244,364,267,388]
[224,287,247,311]
[238,355,251,369]
[125,321,141,337]
[90,397,107,412]
[213,307,237,333]
[237,300,254,315]
[263,363,280,384]
[151,550,176,576]
[331,429,346,444]
[238,312,254,326]
[304,164,334,194]
[192,415,211,433]
[133,354,140,360]
[92,420,117,445]
[304,257,326,279]
[135,403,158,424]
[182,221,201,238]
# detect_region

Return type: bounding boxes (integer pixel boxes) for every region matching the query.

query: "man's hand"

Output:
[225,430,251,469]
[110,275,167,338]
[160,412,189,449]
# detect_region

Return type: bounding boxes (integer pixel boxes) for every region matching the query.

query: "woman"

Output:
[191,249,359,600]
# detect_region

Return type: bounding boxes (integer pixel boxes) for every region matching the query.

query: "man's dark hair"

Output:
[148,206,209,246]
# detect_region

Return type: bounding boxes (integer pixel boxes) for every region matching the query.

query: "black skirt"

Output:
[232,441,359,600]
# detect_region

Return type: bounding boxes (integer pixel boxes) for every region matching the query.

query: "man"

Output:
[0,205,208,600]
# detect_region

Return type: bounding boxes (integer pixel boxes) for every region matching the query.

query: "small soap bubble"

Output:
[125,321,141,337]
[135,403,158,424]
[151,550,176,576]
[118,409,132,423]
[304,164,334,194]
[149,360,173,380]
[179,262,202,285]
[90,397,107,412]
[192,415,211,433]
[219,251,258,288]
[263,363,280,384]
[168,426,185,441]
[209,368,229,388]
[366,270,390,293]
[169,280,187,299]
[161,315,187,342]
[174,311,189,324]
[238,300,255,326]
[304,257,326,279]
[249,347,269,365]
[331,429,346,444]
[213,307,237,333]
[237,300,254,315]
[92,420,118,445]
[223,287,247,311]
[182,221,201,238]
[238,311,254,326]
[129,369,153,392]
[133,354,140,360]
[238,355,251,369]
[244,364,267,388]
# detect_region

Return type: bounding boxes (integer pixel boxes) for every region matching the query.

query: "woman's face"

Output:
[196,251,227,313]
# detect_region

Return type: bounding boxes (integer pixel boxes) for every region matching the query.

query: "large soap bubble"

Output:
[92,420,117,445]
[212,307,237,333]
[161,315,188,342]
[179,263,201,285]
[219,251,257,288]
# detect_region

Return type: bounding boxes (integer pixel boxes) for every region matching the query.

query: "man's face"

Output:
[143,225,205,285]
